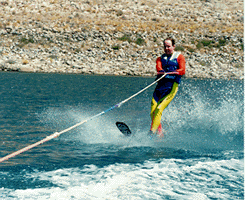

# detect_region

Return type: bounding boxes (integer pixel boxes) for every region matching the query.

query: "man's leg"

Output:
[150,83,179,136]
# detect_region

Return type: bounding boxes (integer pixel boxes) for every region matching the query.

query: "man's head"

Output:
[164,38,175,55]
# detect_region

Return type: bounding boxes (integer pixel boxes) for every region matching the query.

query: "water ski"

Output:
[116,122,132,136]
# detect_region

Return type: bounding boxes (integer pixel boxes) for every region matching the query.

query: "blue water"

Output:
[0,72,244,199]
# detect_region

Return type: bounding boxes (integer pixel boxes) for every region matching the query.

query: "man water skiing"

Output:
[150,37,186,137]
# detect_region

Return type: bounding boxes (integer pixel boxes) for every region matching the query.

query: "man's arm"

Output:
[176,54,186,75]
[156,57,163,72]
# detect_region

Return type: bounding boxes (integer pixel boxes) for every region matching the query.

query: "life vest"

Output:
[161,51,181,84]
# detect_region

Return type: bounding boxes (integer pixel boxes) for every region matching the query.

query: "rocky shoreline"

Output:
[0,0,244,79]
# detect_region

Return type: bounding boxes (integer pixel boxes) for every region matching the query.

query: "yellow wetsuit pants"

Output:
[150,82,179,133]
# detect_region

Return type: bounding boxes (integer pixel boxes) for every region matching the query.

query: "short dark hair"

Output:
[164,37,175,46]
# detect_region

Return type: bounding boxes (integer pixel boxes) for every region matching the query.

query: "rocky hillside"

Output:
[0,0,244,79]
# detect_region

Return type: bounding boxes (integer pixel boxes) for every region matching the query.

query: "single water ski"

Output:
[116,122,132,136]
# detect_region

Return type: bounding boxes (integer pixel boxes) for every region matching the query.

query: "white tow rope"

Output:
[0,73,167,163]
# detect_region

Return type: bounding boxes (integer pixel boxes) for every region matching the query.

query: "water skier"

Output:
[150,37,186,137]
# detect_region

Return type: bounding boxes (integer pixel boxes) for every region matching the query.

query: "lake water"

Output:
[0,72,244,199]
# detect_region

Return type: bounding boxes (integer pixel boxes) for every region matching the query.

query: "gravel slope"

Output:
[0,0,243,79]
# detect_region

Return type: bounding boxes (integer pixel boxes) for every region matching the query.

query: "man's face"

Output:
[164,40,175,55]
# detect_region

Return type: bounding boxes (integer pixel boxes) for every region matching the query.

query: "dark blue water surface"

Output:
[0,72,244,199]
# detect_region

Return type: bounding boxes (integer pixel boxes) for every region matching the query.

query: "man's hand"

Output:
[157,71,179,75]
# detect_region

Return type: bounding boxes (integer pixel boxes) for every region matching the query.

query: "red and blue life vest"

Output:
[160,52,181,84]
[153,52,182,101]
